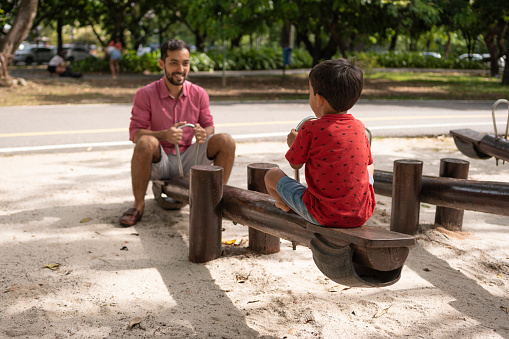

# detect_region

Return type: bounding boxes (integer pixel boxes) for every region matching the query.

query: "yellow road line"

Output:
[0,128,127,138]
[0,114,504,138]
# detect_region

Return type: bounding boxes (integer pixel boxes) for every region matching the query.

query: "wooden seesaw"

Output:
[451,99,509,165]
[153,163,415,288]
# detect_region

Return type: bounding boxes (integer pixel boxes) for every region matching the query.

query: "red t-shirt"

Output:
[286,114,375,227]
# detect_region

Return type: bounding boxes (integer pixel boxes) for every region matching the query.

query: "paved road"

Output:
[1,99,506,154]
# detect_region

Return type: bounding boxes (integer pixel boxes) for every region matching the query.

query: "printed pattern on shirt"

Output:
[285,114,375,227]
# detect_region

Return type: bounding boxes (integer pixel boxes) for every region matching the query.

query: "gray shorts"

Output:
[151,135,214,180]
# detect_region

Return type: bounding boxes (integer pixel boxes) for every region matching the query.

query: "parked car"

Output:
[458,53,483,61]
[420,52,441,58]
[63,45,95,61]
[13,45,56,65]
[481,53,506,68]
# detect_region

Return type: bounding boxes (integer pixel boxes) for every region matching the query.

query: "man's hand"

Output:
[164,121,187,145]
[193,123,207,144]
[287,129,298,148]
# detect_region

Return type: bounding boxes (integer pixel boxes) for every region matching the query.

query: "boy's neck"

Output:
[321,109,348,116]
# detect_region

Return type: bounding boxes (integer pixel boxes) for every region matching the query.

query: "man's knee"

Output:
[207,133,236,157]
[134,135,160,155]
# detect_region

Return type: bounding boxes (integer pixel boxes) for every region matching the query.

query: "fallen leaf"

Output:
[373,306,391,318]
[501,306,508,313]
[128,317,142,330]
[497,274,503,279]
[235,238,248,246]
[222,238,237,245]
[247,300,261,304]
[421,204,431,208]
[120,246,128,251]
[435,227,473,240]
[329,285,350,292]
[80,217,91,223]
[44,263,61,270]
[423,268,431,272]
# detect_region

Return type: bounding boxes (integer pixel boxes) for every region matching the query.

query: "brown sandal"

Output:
[119,208,143,227]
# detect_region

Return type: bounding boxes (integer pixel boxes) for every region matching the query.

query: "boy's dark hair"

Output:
[160,39,190,62]
[309,58,363,112]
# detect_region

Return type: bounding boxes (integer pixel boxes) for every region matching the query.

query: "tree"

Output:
[0,0,38,84]
[473,0,509,77]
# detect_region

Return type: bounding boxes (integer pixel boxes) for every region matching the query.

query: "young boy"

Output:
[264,58,375,227]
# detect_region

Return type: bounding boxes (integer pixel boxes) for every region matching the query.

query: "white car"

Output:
[420,52,441,58]
[458,53,483,61]
[63,45,95,61]
[13,45,56,65]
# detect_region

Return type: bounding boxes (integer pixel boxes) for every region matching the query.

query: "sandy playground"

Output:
[0,136,508,338]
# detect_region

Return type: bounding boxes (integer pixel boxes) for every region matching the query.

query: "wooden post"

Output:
[188,165,223,263]
[434,158,469,231]
[247,163,281,254]
[391,160,423,235]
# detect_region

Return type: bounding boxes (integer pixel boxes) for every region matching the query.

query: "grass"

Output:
[363,71,509,100]
[1,67,509,106]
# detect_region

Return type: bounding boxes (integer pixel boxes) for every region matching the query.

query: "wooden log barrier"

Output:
[247,163,281,254]
[188,165,223,263]
[391,160,423,235]
[434,158,470,231]
[374,163,509,217]
[162,165,415,288]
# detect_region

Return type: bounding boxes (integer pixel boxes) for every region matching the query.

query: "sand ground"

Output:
[1,137,508,338]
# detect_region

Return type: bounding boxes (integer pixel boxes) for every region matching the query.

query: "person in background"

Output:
[107,37,122,79]
[47,48,82,78]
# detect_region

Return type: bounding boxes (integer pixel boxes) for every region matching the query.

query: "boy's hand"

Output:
[287,129,298,148]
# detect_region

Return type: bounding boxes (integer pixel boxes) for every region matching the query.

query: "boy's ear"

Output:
[315,93,325,107]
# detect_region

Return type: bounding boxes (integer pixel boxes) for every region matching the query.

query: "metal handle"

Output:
[491,99,509,141]
[175,123,199,178]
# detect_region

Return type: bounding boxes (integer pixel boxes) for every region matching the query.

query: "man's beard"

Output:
[165,67,186,86]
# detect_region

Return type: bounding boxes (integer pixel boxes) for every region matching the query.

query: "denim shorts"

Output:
[276,172,374,226]
[150,135,213,180]
[276,176,321,225]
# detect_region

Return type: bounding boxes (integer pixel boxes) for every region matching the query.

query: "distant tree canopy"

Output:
[1,0,508,83]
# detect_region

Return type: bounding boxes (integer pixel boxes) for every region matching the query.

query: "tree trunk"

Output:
[502,39,509,86]
[444,32,451,58]
[0,0,38,81]
[57,17,63,49]
[389,33,398,52]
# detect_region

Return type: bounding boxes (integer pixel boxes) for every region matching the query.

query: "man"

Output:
[119,39,236,227]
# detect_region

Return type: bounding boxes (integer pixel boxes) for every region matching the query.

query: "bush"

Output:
[71,47,489,74]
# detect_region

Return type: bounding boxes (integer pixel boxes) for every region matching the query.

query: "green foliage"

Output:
[71,56,109,73]
[375,51,486,70]
[71,47,490,74]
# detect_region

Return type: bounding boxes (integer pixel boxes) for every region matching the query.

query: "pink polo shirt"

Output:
[129,78,213,154]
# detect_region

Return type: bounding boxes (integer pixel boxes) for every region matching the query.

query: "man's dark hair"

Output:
[160,39,190,61]
[309,58,363,112]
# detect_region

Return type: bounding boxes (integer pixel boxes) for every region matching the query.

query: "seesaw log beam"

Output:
[161,165,415,288]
